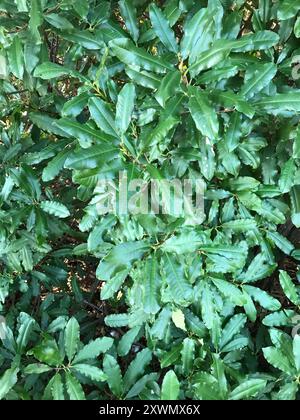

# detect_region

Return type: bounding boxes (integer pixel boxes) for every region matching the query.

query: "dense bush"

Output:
[0,0,300,401]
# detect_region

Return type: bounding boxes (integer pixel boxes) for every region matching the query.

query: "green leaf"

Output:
[34,62,70,79]
[276,382,298,400]
[149,4,178,53]
[109,38,173,73]
[29,113,66,137]
[72,364,107,382]
[64,317,80,362]
[279,158,296,193]
[64,144,119,170]
[293,335,300,372]
[194,372,222,400]
[211,277,247,306]
[212,354,228,400]
[44,13,74,30]
[32,337,62,366]
[126,66,160,89]
[8,36,24,79]
[15,0,28,12]
[163,254,193,304]
[119,0,139,43]
[97,241,150,281]
[24,364,52,375]
[279,270,300,306]
[60,30,104,50]
[0,367,19,400]
[155,70,181,108]
[51,374,65,401]
[40,201,70,219]
[72,337,113,364]
[278,0,300,20]
[161,230,207,254]
[172,309,187,331]
[263,310,296,327]
[222,219,257,232]
[65,372,85,400]
[160,344,182,369]
[238,253,277,283]
[184,309,207,338]
[293,127,300,158]
[255,93,300,114]
[105,313,130,327]
[161,370,180,400]
[240,63,277,99]
[103,355,124,397]
[29,0,43,43]
[42,149,69,182]
[267,231,295,255]
[189,31,279,76]
[16,312,37,353]
[243,285,281,311]
[89,97,118,137]
[62,93,89,118]
[291,186,300,228]
[117,326,140,357]
[219,314,247,351]
[263,347,296,375]
[72,0,88,19]
[126,373,158,399]
[181,7,215,60]
[295,16,300,37]
[115,83,136,135]
[188,86,219,141]
[123,349,152,391]
[181,338,195,375]
[143,257,161,315]
[229,379,267,400]
[201,242,248,274]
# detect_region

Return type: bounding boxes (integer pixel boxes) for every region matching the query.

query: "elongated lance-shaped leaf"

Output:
[189,31,279,76]
[64,317,80,362]
[181,7,216,60]
[0,367,19,400]
[181,338,195,375]
[64,144,119,170]
[229,379,267,400]
[188,86,219,141]
[65,372,85,400]
[34,62,70,79]
[143,256,161,314]
[119,0,139,43]
[89,97,118,138]
[254,93,300,113]
[163,254,194,304]
[8,36,24,79]
[161,370,180,400]
[149,4,178,53]
[40,201,70,219]
[279,270,300,306]
[278,0,300,20]
[51,374,65,401]
[155,70,181,107]
[116,83,136,135]
[109,38,173,73]
[263,347,296,375]
[240,62,277,99]
[123,348,152,392]
[73,337,113,364]
[291,186,300,227]
[103,355,124,398]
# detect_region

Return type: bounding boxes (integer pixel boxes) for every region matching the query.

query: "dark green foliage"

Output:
[0,0,300,400]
